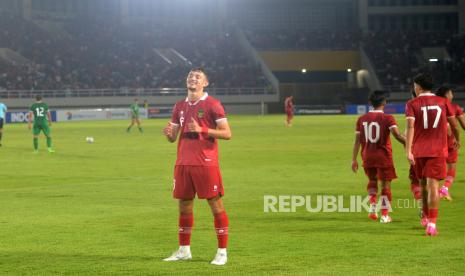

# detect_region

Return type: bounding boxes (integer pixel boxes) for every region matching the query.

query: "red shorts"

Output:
[447,148,458,164]
[364,166,397,181]
[173,165,224,199]
[414,157,446,180]
[409,165,419,184]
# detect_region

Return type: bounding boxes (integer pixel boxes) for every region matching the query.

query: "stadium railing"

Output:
[0,87,272,99]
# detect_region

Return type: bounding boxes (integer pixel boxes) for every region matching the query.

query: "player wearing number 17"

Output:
[405,73,460,236]
[28,95,54,153]
[352,91,405,223]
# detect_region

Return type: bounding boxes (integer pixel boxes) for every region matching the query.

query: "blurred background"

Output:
[0,0,464,115]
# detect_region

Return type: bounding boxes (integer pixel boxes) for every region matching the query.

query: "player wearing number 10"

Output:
[352,91,405,223]
[405,73,460,236]
[28,95,54,153]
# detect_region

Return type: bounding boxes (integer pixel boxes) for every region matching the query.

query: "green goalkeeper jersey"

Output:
[30,102,49,125]
[130,103,140,117]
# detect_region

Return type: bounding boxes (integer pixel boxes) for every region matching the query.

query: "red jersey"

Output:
[285,97,293,112]
[447,103,463,149]
[355,110,397,168]
[170,93,227,167]
[405,93,455,158]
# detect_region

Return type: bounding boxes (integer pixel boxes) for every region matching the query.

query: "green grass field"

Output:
[1,115,464,275]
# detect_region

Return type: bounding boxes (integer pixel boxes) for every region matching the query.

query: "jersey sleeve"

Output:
[212,101,227,123]
[456,105,463,116]
[405,101,415,120]
[45,104,49,112]
[445,100,455,118]
[170,103,180,126]
[387,115,398,129]
[29,104,34,112]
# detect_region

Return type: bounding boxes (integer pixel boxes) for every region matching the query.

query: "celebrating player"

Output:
[352,91,405,223]
[28,95,54,153]
[405,73,459,236]
[0,101,7,147]
[435,86,465,200]
[162,68,232,265]
[284,96,294,127]
[127,98,143,133]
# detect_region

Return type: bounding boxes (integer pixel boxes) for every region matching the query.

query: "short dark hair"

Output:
[413,73,434,91]
[35,95,42,101]
[435,85,451,98]
[190,67,209,81]
[369,90,387,108]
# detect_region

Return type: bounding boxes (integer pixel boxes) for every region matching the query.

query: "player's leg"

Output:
[364,167,378,220]
[420,179,429,227]
[32,124,40,152]
[127,118,135,132]
[440,161,455,201]
[426,177,440,236]
[0,118,4,146]
[208,195,228,265]
[380,180,392,223]
[43,124,54,153]
[164,166,195,261]
[136,118,143,132]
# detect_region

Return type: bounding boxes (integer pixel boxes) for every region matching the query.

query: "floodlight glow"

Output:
[301,68,307,73]
[429,58,439,62]
[347,68,352,72]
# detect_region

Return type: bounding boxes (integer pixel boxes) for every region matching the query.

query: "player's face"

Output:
[186,71,208,92]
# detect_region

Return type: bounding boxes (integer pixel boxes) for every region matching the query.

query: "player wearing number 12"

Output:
[352,91,405,223]
[28,95,54,153]
[405,73,460,236]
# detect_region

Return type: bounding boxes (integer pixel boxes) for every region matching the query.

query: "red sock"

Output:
[367,180,378,204]
[444,168,456,188]
[214,212,229,248]
[428,208,438,224]
[381,188,392,216]
[179,213,193,246]
[410,182,422,200]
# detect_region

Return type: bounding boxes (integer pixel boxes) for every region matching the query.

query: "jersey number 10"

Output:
[362,122,380,143]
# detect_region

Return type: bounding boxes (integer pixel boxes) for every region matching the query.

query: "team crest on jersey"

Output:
[197,109,204,118]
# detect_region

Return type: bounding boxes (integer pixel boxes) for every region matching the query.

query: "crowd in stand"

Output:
[0,13,265,91]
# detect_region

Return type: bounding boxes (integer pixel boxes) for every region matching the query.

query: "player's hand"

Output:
[163,122,173,137]
[351,160,358,173]
[454,140,460,150]
[407,152,415,166]
[188,118,202,133]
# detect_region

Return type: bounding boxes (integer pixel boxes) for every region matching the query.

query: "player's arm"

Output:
[405,118,415,165]
[351,132,361,173]
[456,115,465,131]
[47,111,52,126]
[390,126,406,145]
[188,118,231,140]
[448,116,460,149]
[163,122,180,143]
[28,111,33,130]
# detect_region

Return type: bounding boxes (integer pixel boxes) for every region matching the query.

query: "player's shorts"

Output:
[409,165,419,184]
[446,148,458,164]
[32,123,51,136]
[0,118,4,128]
[173,165,224,200]
[132,115,139,120]
[414,157,446,180]
[364,166,397,181]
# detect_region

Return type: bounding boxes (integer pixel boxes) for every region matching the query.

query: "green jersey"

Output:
[130,103,140,117]
[30,102,49,124]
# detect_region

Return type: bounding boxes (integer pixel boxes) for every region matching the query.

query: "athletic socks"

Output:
[33,138,38,150]
[179,213,193,246]
[367,180,378,204]
[381,187,392,216]
[428,208,438,224]
[46,137,52,148]
[444,168,456,188]
[138,127,143,133]
[214,212,229,249]
[410,182,422,200]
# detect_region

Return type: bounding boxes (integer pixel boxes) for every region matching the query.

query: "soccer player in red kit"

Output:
[284,96,294,126]
[405,73,460,236]
[352,91,405,223]
[162,68,232,265]
[435,86,465,200]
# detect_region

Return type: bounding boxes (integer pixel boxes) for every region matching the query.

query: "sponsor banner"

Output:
[56,108,148,122]
[345,104,406,115]
[147,107,173,118]
[6,111,57,123]
[294,105,342,115]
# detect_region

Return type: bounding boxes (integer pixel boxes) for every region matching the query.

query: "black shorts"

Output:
[0,118,4,128]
